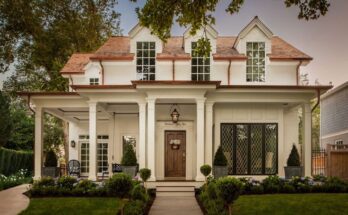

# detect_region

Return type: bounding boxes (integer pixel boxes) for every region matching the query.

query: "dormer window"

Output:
[89,78,99,85]
[246,42,265,82]
[191,42,210,81]
[136,42,156,80]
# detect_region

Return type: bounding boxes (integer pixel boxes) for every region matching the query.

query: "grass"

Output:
[232,193,348,215]
[20,197,124,215]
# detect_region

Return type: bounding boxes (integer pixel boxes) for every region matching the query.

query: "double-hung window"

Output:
[246,42,265,82]
[191,42,210,81]
[89,78,99,85]
[136,42,156,80]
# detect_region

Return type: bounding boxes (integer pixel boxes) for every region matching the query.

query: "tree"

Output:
[0,0,122,94]
[130,0,330,56]
[0,90,11,147]
[44,114,64,154]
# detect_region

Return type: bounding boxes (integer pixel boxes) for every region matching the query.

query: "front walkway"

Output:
[149,196,202,215]
[0,184,30,215]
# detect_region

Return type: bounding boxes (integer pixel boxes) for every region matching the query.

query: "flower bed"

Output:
[0,169,32,191]
[196,175,348,215]
[26,173,155,215]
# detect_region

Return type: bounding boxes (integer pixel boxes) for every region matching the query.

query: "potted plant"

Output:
[213,146,228,178]
[121,144,138,177]
[284,144,303,179]
[139,168,151,191]
[42,150,59,177]
[200,164,212,185]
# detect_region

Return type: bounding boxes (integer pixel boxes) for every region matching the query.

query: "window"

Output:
[191,42,210,81]
[335,139,343,145]
[136,42,156,80]
[79,135,90,174]
[246,42,265,82]
[97,135,108,173]
[89,78,99,85]
[221,123,278,175]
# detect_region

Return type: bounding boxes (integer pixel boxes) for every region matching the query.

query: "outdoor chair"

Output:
[68,159,81,177]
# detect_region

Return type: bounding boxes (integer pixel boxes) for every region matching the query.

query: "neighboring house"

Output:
[20,17,331,181]
[321,82,348,148]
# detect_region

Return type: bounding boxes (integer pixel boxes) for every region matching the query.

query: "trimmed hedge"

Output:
[0,147,33,176]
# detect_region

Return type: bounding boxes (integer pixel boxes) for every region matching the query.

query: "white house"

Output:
[20,17,331,182]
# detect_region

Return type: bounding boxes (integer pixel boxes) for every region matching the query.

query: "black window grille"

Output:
[220,123,278,175]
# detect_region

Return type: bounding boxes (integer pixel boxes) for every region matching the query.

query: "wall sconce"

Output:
[170,104,180,123]
[70,140,76,148]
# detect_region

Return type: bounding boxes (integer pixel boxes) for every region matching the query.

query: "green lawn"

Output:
[233,193,348,215]
[20,197,124,215]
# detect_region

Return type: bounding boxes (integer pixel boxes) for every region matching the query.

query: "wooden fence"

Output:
[326,144,348,180]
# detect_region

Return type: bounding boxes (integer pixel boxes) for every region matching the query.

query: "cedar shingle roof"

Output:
[60,36,312,74]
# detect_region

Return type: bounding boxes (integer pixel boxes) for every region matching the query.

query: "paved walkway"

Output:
[0,184,30,215]
[149,196,203,215]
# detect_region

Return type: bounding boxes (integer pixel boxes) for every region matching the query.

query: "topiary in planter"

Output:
[213,146,228,178]
[43,150,58,177]
[121,144,138,177]
[139,168,151,191]
[285,144,302,179]
[200,164,212,184]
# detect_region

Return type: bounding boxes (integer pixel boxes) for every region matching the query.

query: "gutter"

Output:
[99,60,105,85]
[311,88,320,112]
[296,60,303,85]
[227,59,232,85]
[27,94,35,114]
[172,59,175,81]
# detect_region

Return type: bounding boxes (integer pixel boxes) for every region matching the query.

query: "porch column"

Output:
[138,102,146,169]
[196,98,206,181]
[34,106,43,180]
[88,102,97,181]
[205,101,214,167]
[147,98,156,181]
[302,103,312,177]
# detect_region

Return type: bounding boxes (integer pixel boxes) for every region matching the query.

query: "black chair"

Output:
[112,163,123,174]
[68,160,81,177]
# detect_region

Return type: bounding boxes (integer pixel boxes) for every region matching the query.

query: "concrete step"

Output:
[156,186,195,192]
[156,191,194,197]
[147,181,204,188]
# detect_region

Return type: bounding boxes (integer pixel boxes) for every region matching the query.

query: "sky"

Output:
[1,0,347,88]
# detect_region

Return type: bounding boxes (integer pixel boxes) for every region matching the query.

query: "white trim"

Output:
[322,129,348,139]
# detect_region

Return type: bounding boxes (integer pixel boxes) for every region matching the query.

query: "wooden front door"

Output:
[165,131,186,178]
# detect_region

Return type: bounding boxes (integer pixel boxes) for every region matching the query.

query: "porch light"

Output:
[70,140,76,148]
[170,104,180,123]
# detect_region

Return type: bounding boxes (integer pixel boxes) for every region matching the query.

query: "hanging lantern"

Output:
[170,105,180,123]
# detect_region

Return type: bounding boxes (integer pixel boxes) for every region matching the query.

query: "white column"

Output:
[205,101,214,167]
[302,103,312,177]
[34,106,43,180]
[196,98,206,181]
[138,102,146,170]
[88,102,97,181]
[147,98,156,181]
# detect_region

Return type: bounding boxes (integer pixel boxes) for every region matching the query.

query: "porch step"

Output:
[147,181,204,189]
[156,186,195,197]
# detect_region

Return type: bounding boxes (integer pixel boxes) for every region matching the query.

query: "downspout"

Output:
[99,60,104,85]
[296,60,303,85]
[27,94,35,114]
[172,59,175,81]
[227,59,232,85]
[311,88,320,112]
[69,75,74,91]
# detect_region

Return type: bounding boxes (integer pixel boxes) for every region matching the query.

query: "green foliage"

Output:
[131,184,148,202]
[76,179,97,193]
[216,177,243,205]
[324,177,348,193]
[262,175,284,194]
[0,147,33,176]
[139,168,151,182]
[123,200,146,215]
[1,0,121,94]
[44,114,65,153]
[44,150,57,167]
[287,145,301,166]
[121,144,137,166]
[213,146,227,166]
[200,164,212,177]
[57,176,77,190]
[0,91,11,147]
[0,169,31,191]
[199,180,227,215]
[105,173,133,198]
[193,38,212,58]
[34,177,55,188]
[133,0,330,57]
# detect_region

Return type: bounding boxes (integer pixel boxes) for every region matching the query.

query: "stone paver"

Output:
[0,184,30,215]
[149,196,203,215]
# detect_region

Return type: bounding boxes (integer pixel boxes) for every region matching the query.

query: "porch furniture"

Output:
[112,163,123,173]
[68,160,80,177]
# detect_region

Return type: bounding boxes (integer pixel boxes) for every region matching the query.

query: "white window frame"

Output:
[136,41,156,80]
[79,135,90,176]
[246,42,266,82]
[89,78,99,85]
[191,42,210,81]
[97,135,109,175]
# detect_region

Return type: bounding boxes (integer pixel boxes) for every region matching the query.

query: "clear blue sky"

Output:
[1,0,347,88]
